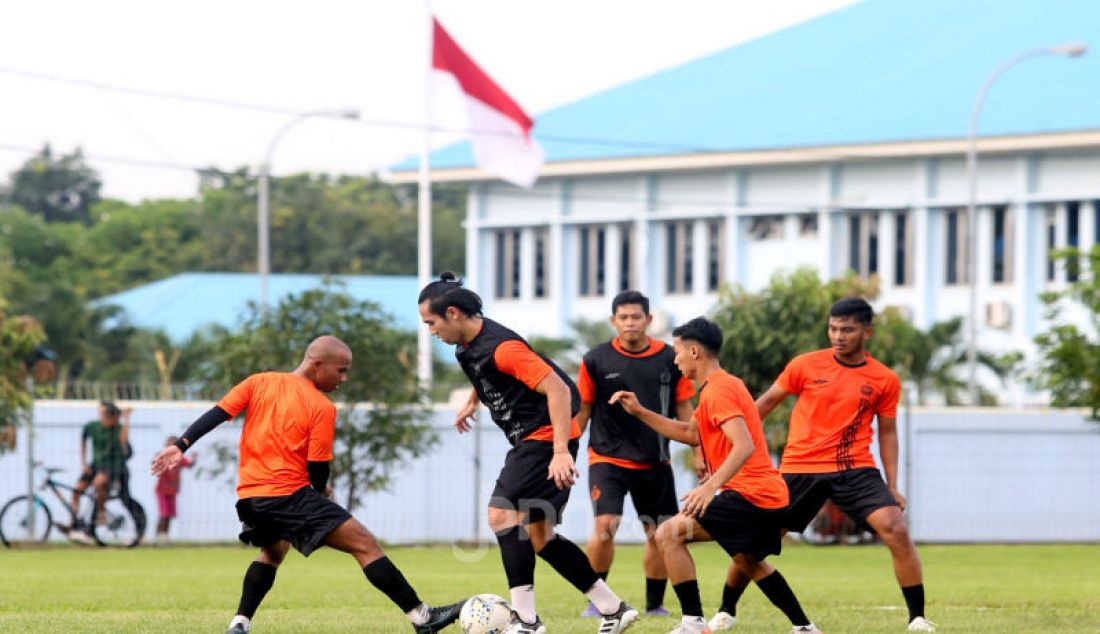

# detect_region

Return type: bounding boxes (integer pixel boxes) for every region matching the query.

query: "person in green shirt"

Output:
[70,401,132,535]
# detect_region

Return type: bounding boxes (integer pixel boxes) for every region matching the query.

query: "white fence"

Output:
[1,401,1098,544]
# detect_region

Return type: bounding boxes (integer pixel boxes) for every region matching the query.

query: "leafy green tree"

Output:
[4,145,101,224]
[195,282,437,510]
[0,297,47,453]
[872,311,1019,406]
[1033,246,1100,419]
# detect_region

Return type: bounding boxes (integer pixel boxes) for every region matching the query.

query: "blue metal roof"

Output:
[99,273,422,343]
[402,0,1100,171]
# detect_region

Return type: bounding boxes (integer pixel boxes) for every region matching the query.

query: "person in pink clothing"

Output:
[155,435,195,544]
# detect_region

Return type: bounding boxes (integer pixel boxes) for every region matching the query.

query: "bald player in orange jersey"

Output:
[151,336,464,634]
[709,298,934,633]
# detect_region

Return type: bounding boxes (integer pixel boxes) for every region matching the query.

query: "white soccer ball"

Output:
[458,593,512,634]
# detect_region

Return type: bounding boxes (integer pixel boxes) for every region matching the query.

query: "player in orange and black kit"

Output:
[711,298,934,633]
[610,317,821,634]
[575,291,696,618]
[419,272,638,634]
[150,336,464,634]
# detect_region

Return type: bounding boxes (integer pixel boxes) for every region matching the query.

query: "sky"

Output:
[0,0,857,201]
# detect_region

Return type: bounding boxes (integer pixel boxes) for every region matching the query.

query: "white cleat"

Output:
[667,616,712,633]
[907,616,936,632]
[791,624,823,634]
[708,611,736,631]
[598,602,639,634]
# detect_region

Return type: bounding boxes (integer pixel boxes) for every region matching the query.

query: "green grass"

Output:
[0,543,1097,632]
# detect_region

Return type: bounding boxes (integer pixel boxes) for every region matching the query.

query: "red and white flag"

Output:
[431,17,544,188]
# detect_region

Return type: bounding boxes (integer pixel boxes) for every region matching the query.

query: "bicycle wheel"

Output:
[90,497,146,548]
[0,495,53,547]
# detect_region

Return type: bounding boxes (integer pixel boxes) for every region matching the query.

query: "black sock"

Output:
[901,584,925,622]
[596,571,609,581]
[536,535,599,594]
[363,557,422,613]
[645,577,667,611]
[755,570,810,627]
[720,580,748,615]
[672,580,703,618]
[495,526,536,588]
[236,562,277,619]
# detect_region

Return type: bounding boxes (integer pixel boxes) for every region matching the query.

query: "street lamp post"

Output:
[257,109,360,313]
[965,42,1087,405]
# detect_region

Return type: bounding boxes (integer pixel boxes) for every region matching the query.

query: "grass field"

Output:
[0,543,1097,633]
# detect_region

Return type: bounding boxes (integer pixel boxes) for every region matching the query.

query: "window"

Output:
[894,211,913,286]
[798,213,818,238]
[1046,207,1057,282]
[991,206,1013,284]
[1067,202,1080,282]
[665,221,693,294]
[578,225,606,297]
[707,219,725,291]
[944,209,968,285]
[494,229,521,299]
[847,212,880,278]
[619,225,633,292]
[747,215,783,240]
[533,228,548,298]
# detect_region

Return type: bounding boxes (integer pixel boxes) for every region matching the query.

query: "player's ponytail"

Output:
[418,271,483,317]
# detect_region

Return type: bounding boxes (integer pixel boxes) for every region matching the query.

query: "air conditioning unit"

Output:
[985,301,1013,330]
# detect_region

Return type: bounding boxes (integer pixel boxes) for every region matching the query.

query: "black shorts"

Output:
[490,438,579,525]
[235,486,352,556]
[589,462,678,527]
[782,468,899,532]
[696,490,786,560]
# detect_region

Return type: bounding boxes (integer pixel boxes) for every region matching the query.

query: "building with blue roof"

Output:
[99,272,423,343]
[391,0,1100,404]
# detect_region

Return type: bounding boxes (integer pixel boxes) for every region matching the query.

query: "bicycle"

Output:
[0,463,146,548]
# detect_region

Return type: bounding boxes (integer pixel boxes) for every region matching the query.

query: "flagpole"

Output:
[417,7,434,391]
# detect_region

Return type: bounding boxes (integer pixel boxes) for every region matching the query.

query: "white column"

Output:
[519,227,535,302]
[605,223,622,297]
[817,207,834,280]
[912,206,934,329]
[1053,202,1068,285]
[1011,202,1033,342]
[551,182,568,338]
[726,169,743,287]
[879,211,897,291]
[692,219,708,298]
[637,175,656,298]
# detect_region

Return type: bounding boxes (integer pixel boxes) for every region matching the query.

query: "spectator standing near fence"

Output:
[155,435,195,545]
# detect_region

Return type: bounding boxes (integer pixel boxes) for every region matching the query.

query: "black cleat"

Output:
[413,599,467,633]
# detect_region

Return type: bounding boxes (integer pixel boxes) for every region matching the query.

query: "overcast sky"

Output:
[0,0,856,201]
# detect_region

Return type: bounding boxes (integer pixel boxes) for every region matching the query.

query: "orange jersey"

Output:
[694,369,788,509]
[776,349,901,474]
[492,340,581,442]
[217,372,337,499]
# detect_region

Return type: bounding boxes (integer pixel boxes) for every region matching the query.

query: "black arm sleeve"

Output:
[174,406,232,452]
[307,461,330,493]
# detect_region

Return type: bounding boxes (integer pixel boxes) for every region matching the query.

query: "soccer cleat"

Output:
[580,600,602,617]
[597,601,639,634]
[503,611,546,634]
[666,616,711,633]
[791,624,823,634]
[708,611,736,631]
[645,605,671,616]
[226,624,248,634]
[69,530,95,545]
[413,599,467,633]
[907,617,936,632]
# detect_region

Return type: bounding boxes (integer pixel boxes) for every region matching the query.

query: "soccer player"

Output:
[610,317,822,634]
[709,298,934,632]
[419,272,638,634]
[150,336,464,634]
[576,290,696,617]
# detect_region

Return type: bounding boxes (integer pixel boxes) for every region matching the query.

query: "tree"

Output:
[1033,246,1100,419]
[872,311,1019,406]
[194,282,437,510]
[710,267,877,445]
[0,297,47,453]
[4,145,101,224]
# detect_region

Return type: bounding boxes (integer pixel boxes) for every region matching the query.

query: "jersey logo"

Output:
[861,384,874,396]
[604,372,621,379]
[810,378,829,385]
